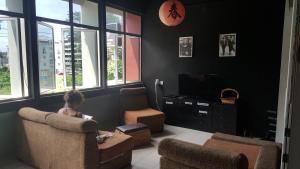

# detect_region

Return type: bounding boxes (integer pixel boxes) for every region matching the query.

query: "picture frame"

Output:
[179,36,193,58]
[219,33,236,57]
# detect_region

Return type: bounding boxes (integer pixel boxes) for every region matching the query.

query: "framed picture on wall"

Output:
[219,33,236,57]
[179,36,193,58]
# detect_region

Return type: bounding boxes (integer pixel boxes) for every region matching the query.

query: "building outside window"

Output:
[36,0,100,95]
[106,6,141,86]
[0,0,28,101]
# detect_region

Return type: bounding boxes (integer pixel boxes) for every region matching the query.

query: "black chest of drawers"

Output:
[163,96,237,134]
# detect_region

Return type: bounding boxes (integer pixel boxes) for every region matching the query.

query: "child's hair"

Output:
[64,90,85,109]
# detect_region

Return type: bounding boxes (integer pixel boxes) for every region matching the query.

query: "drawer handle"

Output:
[184,102,193,105]
[198,110,208,114]
[197,102,209,106]
[165,101,174,105]
[268,130,276,133]
[268,117,276,121]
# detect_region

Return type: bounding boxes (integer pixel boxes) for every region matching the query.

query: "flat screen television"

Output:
[178,74,224,100]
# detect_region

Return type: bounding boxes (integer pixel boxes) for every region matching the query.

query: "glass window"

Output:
[73,0,98,27]
[0,0,23,13]
[106,32,124,86]
[36,0,69,21]
[37,22,72,95]
[73,27,100,89]
[106,7,123,32]
[126,36,140,83]
[126,12,141,35]
[0,15,28,100]
[37,0,101,94]
[105,7,141,86]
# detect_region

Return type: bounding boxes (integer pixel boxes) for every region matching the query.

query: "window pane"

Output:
[74,27,100,89]
[0,0,23,13]
[126,12,141,35]
[62,29,73,88]
[73,0,98,27]
[0,16,28,100]
[106,32,124,86]
[38,22,72,94]
[106,7,123,32]
[36,0,69,21]
[126,36,140,83]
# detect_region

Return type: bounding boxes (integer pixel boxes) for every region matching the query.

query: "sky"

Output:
[0,0,22,13]
[0,20,9,52]
[0,0,71,52]
[0,0,102,53]
[36,0,70,21]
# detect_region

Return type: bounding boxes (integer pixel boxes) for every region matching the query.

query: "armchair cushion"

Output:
[124,108,164,123]
[124,108,165,132]
[212,133,282,149]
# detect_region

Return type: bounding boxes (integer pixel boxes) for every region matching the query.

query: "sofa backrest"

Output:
[17,107,99,169]
[17,107,53,168]
[158,138,249,169]
[120,87,149,111]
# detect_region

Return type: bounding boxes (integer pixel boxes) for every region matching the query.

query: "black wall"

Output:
[142,0,285,137]
[106,0,146,13]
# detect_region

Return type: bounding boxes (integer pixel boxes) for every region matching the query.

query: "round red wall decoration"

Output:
[159,0,186,27]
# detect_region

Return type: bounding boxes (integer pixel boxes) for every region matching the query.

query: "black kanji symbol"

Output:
[168,3,182,20]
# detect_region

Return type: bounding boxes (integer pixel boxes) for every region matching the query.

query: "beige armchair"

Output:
[17,107,134,169]
[158,133,281,169]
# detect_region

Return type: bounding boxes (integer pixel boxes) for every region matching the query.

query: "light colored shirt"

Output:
[58,107,82,118]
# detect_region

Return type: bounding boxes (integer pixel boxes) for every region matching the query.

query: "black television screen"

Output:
[178,74,224,99]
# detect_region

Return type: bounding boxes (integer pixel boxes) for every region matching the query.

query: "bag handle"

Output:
[221,88,239,99]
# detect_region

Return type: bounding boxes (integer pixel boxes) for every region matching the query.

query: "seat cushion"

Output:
[212,132,282,150]
[98,131,134,162]
[204,138,262,169]
[124,108,165,123]
[124,108,165,132]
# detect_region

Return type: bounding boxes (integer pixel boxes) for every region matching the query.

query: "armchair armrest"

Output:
[255,145,281,169]
[158,138,248,169]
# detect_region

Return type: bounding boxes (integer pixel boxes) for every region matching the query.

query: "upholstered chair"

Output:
[120,87,165,133]
[17,107,134,169]
[158,133,282,169]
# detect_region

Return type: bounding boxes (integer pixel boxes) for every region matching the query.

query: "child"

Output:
[58,90,112,144]
[58,90,85,118]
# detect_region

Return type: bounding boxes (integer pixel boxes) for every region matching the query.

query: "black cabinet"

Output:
[213,104,237,134]
[163,96,237,134]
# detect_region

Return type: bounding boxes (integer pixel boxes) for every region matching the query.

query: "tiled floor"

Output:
[130,125,212,169]
[0,125,212,169]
